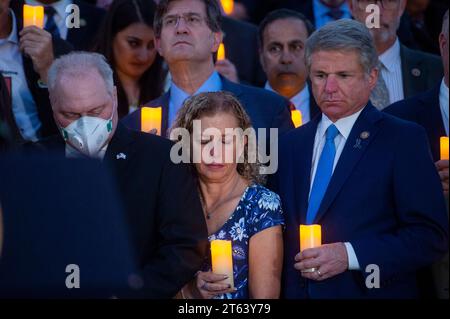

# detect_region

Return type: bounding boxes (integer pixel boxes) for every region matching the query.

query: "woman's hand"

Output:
[193,271,236,299]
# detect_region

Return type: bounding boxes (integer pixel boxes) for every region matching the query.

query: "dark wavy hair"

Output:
[92,0,167,118]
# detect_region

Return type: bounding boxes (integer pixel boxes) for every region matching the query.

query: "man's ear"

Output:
[368,67,379,91]
[212,31,224,53]
[398,0,407,18]
[155,37,163,56]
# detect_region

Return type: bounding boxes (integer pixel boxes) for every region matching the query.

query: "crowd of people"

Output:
[0,0,448,299]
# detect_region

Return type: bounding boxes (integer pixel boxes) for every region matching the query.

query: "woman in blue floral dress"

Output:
[171,92,285,299]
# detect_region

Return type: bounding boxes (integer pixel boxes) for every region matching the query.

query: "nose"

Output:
[135,48,149,63]
[175,16,189,35]
[280,48,293,65]
[324,75,338,94]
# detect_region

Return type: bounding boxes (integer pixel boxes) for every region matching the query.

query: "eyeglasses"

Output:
[162,13,206,29]
[356,0,399,10]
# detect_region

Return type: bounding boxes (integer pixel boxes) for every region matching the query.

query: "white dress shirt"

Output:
[265,82,312,124]
[26,0,71,40]
[439,79,449,136]
[310,108,366,270]
[0,9,41,141]
[379,38,404,105]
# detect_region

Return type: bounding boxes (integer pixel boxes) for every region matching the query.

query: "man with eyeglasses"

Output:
[122,0,294,138]
[349,0,443,110]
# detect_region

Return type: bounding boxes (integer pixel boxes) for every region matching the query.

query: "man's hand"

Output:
[294,242,349,281]
[19,26,54,84]
[435,159,449,197]
[215,59,239,84]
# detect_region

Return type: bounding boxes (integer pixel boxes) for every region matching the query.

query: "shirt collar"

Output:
[265,82,309,107]
[290,84,310,109]
[379,38,401,73]
[170,71,222,107]
[26,0,71,20]
[319,107,365,141]
[2,9,19,45]
[313,0,350,18]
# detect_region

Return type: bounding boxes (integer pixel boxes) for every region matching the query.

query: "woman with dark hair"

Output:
[93,0,166,118]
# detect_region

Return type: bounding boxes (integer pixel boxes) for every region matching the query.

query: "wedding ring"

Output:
[301,267,317,273]
[317,270,322,276]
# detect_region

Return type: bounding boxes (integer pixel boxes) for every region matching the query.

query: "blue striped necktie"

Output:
[306,124,339,224]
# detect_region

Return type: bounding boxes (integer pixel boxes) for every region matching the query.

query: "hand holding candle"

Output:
[210,240,234,288]
[23,5,44,29]
[141,107,162,136]
[299,224,321,273]
[441,137,449,160]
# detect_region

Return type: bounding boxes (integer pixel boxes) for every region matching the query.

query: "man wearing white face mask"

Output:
[27,52,208,298]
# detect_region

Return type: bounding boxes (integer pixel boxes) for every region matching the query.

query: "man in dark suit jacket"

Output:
[349,0,443,110]
[258,9,320,126]
[32,52,208,298]
[122,0,293,139]
[12,0,105,50]
[1,1,72,143]
[0,154,139,298]
[268,19,448,299]
[385,11,449,298]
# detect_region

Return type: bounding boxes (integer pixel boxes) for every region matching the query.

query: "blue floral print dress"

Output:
[205,183,285,299]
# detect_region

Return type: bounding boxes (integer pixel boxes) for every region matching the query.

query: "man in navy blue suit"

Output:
[268,19,448,299]
[384,10,449,299]
[121,0,294,138]
[385,10,449,197]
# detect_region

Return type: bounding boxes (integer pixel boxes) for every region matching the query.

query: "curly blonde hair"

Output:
[170,91,264,184]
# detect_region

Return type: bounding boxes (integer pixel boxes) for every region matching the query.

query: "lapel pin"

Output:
[360,131,370,140]
[353,138,362,149]
[80,18,87,27]
[116,153,127,160]
[411,68,421,77]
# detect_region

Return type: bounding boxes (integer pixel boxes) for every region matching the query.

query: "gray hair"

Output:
[305,19,378,75]
[47,52,114,107]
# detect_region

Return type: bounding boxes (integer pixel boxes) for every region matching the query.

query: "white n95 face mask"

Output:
[60,110,114,158]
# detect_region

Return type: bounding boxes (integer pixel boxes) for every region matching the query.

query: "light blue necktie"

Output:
[306,124,339,224]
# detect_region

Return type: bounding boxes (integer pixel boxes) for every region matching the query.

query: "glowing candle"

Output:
[441,136,449,160]
[141,107,162,136]
[211,240,234,288]
[217,43,226,61]
[23,5,44,29]
[299,224,321,273]
[291,110,303,128]
[221,0,234,15]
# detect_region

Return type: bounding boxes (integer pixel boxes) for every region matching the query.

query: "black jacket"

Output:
[26,124,209,298]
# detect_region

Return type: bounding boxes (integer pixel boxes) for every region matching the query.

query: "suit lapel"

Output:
[400,45,423,98]
[104,124,135,176]
[314,104,383,224]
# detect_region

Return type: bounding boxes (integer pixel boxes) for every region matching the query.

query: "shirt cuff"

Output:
[344,242,361,270]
